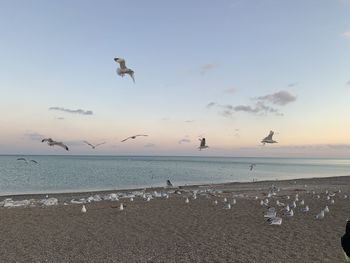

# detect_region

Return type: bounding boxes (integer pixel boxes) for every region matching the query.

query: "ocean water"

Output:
[0,155,350,195]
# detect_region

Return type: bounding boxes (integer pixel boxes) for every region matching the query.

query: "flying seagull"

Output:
[121,135,148,142]
[17,157,28,163]
[83,141,106,149]
[249,164,256,171]
[114,57,135,83]
[198,138,209,150]
[42,138,69,151]
[261,131,278,145]
[17,158,38,164]
[166,180,173,187]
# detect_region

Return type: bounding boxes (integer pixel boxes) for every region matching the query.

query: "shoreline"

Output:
[3,174,350,200]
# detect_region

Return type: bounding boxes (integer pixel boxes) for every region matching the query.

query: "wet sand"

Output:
[1,176,350,262]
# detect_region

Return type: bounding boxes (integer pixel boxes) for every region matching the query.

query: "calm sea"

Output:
[0,155,349,195]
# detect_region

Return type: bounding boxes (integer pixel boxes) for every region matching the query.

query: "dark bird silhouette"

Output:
[42,138,69,151]
[121,135,148,142]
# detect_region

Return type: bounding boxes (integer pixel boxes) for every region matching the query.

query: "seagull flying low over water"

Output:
[121,135,148,142]
[17,158,38,164]
[83,141,106,149]
[166,180,173,187]
[261,131,278,145]
[198,138,209,151]
[249,164,256,171]
[114,57,135,83]
[42,138,69,151]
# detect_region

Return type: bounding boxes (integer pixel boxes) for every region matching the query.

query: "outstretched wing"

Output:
[121,137,131,142]
[83,141,94,148]
[30,160,38,164]
[263,131,274,141]
[17,158,28,162]
[129,72,135,83]
[95,142,106,147]
[200,138,206,147]
[56,142,69,151]
[42,138,53,143]
[114,58,126,69]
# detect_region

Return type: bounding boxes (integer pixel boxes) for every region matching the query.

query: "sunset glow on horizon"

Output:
[1,0,350,157]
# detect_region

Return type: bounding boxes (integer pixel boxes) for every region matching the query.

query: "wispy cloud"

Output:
[256,91,297,105]
[215,101,282,117]
[49,107,93,115]
[207,90,296,118]
[346,81,350,85]
[178,138,191,144]
[343,31,350,37]
[206,102,217,109]
[56,117,65,120]
[184,120,195,123]
[200,63,218,75]
[287,83,298,87]
[219,110,234,118]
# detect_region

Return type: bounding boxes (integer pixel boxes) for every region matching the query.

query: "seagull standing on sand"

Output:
[284,209,294,217]
[83,141,106,149]
[114,57,135,83]
[267,217,282,225]
[301,205,309,212]
[316,210,325,220]
[276,200,285,206]
[81,205,87,213]
[264,208,277,218]
[121,135,148,142]
[198,138,209,150]
[261,131,278,145]
[224,203,231,209]
[42,138,69,151]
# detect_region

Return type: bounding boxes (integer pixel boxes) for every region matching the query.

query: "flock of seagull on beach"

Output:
[259,184,345,225]
[1,177,345,228]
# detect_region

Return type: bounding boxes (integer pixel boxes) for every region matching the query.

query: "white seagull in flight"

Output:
[198,138,209,150]
[121,135,148,142]
[261,131,278,145]
[249,164,256,171]
[114,57,135,83]
[42,138,69,151]
[17,158,38,164]
[83,141,106,149]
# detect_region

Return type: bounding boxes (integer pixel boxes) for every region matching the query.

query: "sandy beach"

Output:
[1,175,350,262]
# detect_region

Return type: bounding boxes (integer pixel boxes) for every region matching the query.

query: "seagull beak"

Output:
[114,58,119,62]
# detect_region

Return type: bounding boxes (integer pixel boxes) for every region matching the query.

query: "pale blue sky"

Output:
[0,0,350,156]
